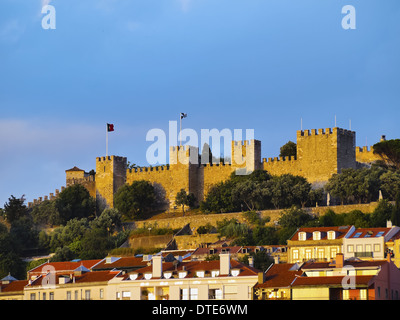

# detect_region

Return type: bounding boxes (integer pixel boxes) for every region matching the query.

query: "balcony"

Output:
[354,252,373,258]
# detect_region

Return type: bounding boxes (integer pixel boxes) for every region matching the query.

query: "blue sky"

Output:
[0,0,399,206]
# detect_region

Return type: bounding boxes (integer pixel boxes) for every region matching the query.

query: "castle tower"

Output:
[296,127,356,183]
[231,139,261,174]
[95,155,127,210]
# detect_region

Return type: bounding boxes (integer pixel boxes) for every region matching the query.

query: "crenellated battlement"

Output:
[262,155,297,163]
[127,165,171,174]
[27,186,65,209]
[63,126,387,210]
[96,155,127,163]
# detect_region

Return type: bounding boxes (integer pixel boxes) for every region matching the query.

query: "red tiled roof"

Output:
[192,246,243,256]
[65,166,84,172]
[290,226,352,241]
[302,259,387,270]
[0,280,28,293]
[28,260,102,276]
[255,263,302,289]
[93,257,147,270]
[291,275,374,287]
[348,227,391,239]
[129,259,260,279]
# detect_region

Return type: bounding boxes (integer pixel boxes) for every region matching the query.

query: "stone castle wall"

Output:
[60,127,383,210]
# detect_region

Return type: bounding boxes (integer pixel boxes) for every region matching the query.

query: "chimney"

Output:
[248,256,254,267]
[152,255,163,278]
[336,253,344,268]
[387,252,392,263]
[220,253,231,276]
[258,272,265,284]
[274,256,280,264]
[387,220,393,228]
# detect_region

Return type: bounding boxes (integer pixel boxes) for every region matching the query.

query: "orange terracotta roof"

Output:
[290,226,352,241]
[348,228,391,239]
[192,246,243,256]
[303,259,387,270]
[93,257,147,270]
[291,275,374,287]
[28,260,102,276]
[129,259,260,279]
[0,280,28,293]
[255,263,302,289]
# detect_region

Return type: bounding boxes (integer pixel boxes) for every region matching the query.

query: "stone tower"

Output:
[95,155,127,210]
[296,127,356,183]
[231,139,261,174]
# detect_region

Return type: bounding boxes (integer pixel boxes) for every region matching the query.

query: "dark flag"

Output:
[180,113,187,119]
[107,123,114,132]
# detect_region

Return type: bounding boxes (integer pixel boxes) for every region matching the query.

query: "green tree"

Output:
[55,184,95,224]
[380,170,400,200]
[31,200,61,226]
[370,199,394,227]
[90,208,122,235]
[175,189,196,214]
[373,139,400,170]
[79,228,112,260]
[3,195,28,223]
[279,141,297,158]
[114,180,156,220]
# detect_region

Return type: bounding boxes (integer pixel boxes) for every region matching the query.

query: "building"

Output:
[287,226,354,263]
[343,224,400,261]
[253,262,303,300]
[29,127,384,210]
[108,253,261,300]
[255,253,400,300]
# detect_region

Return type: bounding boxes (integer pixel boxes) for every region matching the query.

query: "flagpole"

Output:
[180,114,182,147]
[106,124,108,157]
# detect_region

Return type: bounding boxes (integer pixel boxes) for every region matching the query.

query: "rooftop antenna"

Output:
[349,119,351,130]
[301,117,303,131]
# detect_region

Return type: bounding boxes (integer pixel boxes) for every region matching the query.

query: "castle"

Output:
[28,127,383,210]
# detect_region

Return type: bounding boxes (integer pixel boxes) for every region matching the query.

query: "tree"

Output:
[90,208,122,235]
[55,184,95,224]
[114,180,156,220]
[3,195,28,223]
[231,180,269,211]
[31,200,61,226]
[370,199,394,227]
[175,189,196,214]
[373,139,400,170]
[279,141,297,158]
[380,170,400,200]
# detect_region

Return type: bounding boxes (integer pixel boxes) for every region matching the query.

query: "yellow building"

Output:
[287,226,355,263]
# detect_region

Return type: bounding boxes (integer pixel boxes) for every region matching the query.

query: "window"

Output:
[313,231,321,240]
[328,231,336,240]
[100,289,104,299]
[180,288,189,300]
[347,245,354,253]
[66,291,71,300]
[190,288,198,300]
[318,249,325,260]
[209,288,223,300]
[74,290,79,300]
[374,244,381,252]
[360,289,367,300]
[331,248,337,258]
[178,271,187,279]
[42,292,46,300]
[49,292,54,300]
[231,269,240,277]
[353,232,362,238]
[196,271,205,278]
[30,293,36,300]
[122,291,131,300]
[298,232,306,241]
[376,231,385,237]
[356,245,363,253]
[164,272,172,279]
[292,250,299,261]
[211,270,219,277]
[305,249,312,260]
[365,244,372,253]
[144,273,152,280]
[85,290,91,300]
[377,287,381,299]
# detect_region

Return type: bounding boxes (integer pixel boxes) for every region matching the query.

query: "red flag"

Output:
[107,123,114,132]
